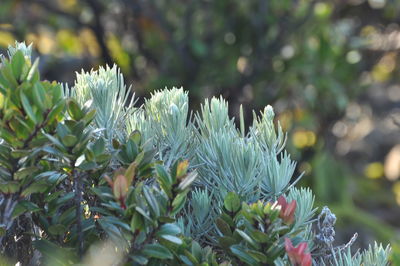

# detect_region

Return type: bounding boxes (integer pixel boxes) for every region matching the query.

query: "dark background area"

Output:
[2,0,400,250]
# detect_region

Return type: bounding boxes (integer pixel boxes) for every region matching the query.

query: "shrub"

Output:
[0,42,391,265]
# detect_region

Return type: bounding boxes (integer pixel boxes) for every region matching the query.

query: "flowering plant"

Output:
[0,42,391,265]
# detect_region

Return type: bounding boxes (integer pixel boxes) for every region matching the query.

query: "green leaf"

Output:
[129,130,141,145]
[216,218,232,236]
[1,62,18,87]
[14,166,38,180]
[33,82,47,110]
[0,226,5,236]
[92,138,105,155]
[218,236,239,249]
[83,109,96,125]
[125,162,137,185]
[250,230,270,243]
[51,83,63,104]
[235,229,260,249]
[21,181,48,196]
[158,216,175,223]
[12,200,41,218]
[171,193,187,216]
[224,192,241,213]
[156,164,172,187]
[10,149,31,158]
[61,135,78,147]
[44,133,66,151]
[191,241,203,260]
[130,211,144,232]
[230,245,259,265]
[47,99,65,124]
[48,224,67,235]
[160,234,183,245]
[67,99,83,120]
[58,206,76,227]
[142,243,173,259]
[177,171,197,191]
[157,223,181,236]
[20,91,36,123]
[0,181,20,193]
[143,186,160,217]
[180,254,196,265]
[27,58,39,82]
[135,207,152,222]
[11,50,25,80]
[247,250,268,263]
[130,255,148,265]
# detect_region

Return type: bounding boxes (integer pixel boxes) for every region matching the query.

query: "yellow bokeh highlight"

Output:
[0,24,13,30]
[392,181,400,205]
[293,108,305,121]
[36,32,56,54]
[237,57,248,73]
[360,25,378,37]
[25,33,38,47]
[371,52,396,82]
[107,34,130,73]
[57,29,83,56]
[0,31,15,48]
[364,162,384,179]
[57,0,77,10]
[314,2,332,18]
[79,28,100,57]
[292,130,317,149]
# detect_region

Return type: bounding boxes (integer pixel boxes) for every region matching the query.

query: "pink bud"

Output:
[277,195,296,225]
[285,238,312,266]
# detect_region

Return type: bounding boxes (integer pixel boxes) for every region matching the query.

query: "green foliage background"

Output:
[1,0,400,249]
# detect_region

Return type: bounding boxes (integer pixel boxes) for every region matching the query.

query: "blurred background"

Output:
[1,0,400,251]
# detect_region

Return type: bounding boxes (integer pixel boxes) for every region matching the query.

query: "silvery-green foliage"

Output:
[327,247,362,266]
[260,151,297,197]
[178,188,218,244]
[360,242,391,266]
[186,96,308,241]
[321,243,390,266]
[71,65,135,142]
[127,88,195,167]
[7,41,32,59]
[196,129,263,201]
[273,257,286,266]
[287,188,317,231]
[249,105,286,154]
[196,96,235,136]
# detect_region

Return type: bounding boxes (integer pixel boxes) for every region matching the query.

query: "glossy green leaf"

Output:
[142,243,173,259]
[26,58,39,82]
[20,91,36,123]
[157,223,181,236]
[224,192,241,213]
[143,186,160,217]
[230,245,259,265]
[12,200,41,218]
[33,82,47,110]
[61,135,78,147]
[216,218,232,236]
[67,99,83,120]
[11,50,25,80]
[159,234,183,245]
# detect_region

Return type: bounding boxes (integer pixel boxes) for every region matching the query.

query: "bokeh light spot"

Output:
[364,162,384,179]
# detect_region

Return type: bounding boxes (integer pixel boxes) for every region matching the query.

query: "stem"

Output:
[73,168,83,258]
[0,195,18,245]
